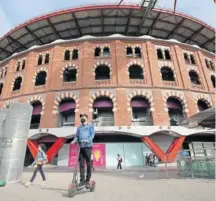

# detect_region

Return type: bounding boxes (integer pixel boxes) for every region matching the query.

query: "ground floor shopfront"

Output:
[25,126,215,167]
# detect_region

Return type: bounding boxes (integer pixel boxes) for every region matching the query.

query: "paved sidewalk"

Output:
[0,172,215,201]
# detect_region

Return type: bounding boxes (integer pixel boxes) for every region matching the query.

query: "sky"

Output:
[0,0,215,37]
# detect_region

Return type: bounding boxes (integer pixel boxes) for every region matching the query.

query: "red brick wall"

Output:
[0,39,215,128]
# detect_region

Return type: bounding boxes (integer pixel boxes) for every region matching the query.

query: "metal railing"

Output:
[132,118,153,126]
[30,123,40,129]
[61,122,75,127]
[93,117,114,126]
[137,147,215,180]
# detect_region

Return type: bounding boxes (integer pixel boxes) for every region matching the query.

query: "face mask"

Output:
[81,118,86,123]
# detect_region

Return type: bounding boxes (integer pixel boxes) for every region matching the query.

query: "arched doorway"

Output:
[93,97,114,126]
[130,96,153,125]
[197,99,210,111]
[30,101,42,129]
[58,98,76,127]
[167,97,185,126]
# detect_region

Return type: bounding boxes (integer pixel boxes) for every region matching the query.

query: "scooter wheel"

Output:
[68,188,76,198]
[89,181,96,192]
[68,184,77,198]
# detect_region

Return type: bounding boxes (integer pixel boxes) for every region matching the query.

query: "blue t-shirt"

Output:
[74,124,95,148]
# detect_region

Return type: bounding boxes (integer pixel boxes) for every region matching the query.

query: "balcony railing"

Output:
[30,123,40,129]
[95,79,110,85]
[61,122,75,127]
[163,80,177,86]
[130,79,145,85]
[191,83,204,90]
[93,117,114,126]
[132,117,153,126]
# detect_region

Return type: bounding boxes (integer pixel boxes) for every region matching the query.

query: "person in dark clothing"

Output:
[116,154,123,170]
[25,144,47,187]
[71,113,95,188]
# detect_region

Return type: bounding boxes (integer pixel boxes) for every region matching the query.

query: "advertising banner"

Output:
[68,143,106,168]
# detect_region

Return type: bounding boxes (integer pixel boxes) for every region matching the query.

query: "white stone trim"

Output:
[11,73,24,88]
[53,92,79,114]
[60,63,79,79]
[89,90,117,112]
[3,98,18,108]
[32,67,48,83]
[93,61,112,76]
[126,89,154,112]
[192,92,212,112]
[27,95,46,115]
[126,60,145,75]
[162,90,188,113]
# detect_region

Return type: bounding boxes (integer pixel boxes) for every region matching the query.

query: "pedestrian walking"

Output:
[24,144,48,187]
[116,154,123,170]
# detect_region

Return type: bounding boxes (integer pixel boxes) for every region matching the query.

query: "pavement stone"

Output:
[0,172,215,201]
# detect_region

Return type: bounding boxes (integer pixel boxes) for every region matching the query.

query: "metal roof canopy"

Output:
[0,4,215,61]
[181,108,216,129]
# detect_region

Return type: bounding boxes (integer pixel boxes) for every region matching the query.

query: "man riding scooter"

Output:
[71,113,95,188]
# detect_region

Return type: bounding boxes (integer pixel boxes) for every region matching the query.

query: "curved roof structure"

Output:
[0,4,215,61]
[181,108,215,129]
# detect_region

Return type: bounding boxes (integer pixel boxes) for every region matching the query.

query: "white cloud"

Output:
[0,4,12,37]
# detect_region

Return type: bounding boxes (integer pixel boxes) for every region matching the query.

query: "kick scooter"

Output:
[68,141,96,198]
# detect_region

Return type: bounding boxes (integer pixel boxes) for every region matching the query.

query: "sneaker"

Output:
[85,181,90,188]
[78,181,85,187]
[24,182,32,187]
[41,181,46,187]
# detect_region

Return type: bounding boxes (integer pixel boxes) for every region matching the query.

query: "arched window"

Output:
[22,60,26,70]
[4,68,7,76]
[103,47,110,57]
[130,96,153,126]
[93,96,114,126]
[0,71,3,78]
[45,54,50,64]
[197,99,210,112]
[95,65,110,80]
[94,47,101,57]
[189,70,201,85]
[157,49,163,59]
[58,98,76,127]
[38,55,43,65]
[164,49,171,60]
[35,71,47,86]
[64,50,70,60]
[72,49,78,60]
[210,61,215,70]
[128,65,144,79]
[134,47,141,58]
[190,54,196,65]
[161,67,175,81]
[167,97,185,126]
[16,62,20,71]
[205,59,210,69]
[63,67,77,82]
[0,83,3,95]
[13,76,22,91]
[184,53,190,63]
[211,75,215,88]
[126,47,133,57]
[30,101,42,129]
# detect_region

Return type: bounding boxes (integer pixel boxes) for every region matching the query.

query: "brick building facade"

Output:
[0,5,215,167]
[0,38,215,127]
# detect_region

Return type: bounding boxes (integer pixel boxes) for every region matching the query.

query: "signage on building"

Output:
[68,143,106,168]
